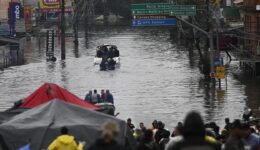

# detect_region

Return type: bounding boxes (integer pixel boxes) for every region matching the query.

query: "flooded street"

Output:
[0,26,258,129]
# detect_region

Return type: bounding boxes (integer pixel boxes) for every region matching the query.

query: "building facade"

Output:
[243,0,260,56]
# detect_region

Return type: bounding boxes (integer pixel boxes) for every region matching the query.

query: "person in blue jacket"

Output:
[105,90,114,104]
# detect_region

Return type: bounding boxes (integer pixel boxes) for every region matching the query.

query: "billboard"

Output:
[9,2,25,35]
[40,0,60,10]
[40,0,73,13]
[0,0,11,19]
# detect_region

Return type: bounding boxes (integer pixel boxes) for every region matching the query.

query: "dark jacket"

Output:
[89,139,125,150]
[106,93,114,104]
[154,128,170,143]
[167,137,221,150]
[137,142,158,150]
[224,136,245,150]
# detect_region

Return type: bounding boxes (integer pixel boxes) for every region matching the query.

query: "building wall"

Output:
[244,13,260,55]
[0,0,21,20]
[244,0,260,7]
[243,0,260,55]
[0,0,11,20]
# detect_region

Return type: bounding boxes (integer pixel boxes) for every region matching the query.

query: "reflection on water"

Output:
[0,26,259,129]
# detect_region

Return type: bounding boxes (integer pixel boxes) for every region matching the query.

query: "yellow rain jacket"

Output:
[48,135,83,150]
[205,135,218,144]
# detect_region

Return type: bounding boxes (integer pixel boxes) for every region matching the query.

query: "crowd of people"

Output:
[125,108,260,150]
[47,108,260,150]
[84,89,114,104]
[96,45,120,71]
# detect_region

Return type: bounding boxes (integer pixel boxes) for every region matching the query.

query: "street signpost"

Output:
[216,66,225,79]
[131,3,196,27]
[133,15,175,20]
[131,4,196,16]
[132,19,177,26]
[214,57,224,66]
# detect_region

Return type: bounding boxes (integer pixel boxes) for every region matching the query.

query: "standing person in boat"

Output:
[107,58,116,70]
[105,90,114,104]
[91,89,101,104]
[101,89,106,102]
[100,58,108,71]
[96,46,103,58]
[84,90,92,103]
[114,46,120,57]
[101,45,108,58]
[108,47,115,58]
[48,126,84,150]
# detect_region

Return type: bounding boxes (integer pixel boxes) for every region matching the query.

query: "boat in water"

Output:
[94,45,120,65]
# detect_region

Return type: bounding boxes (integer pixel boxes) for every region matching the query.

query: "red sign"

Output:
[210,72,215,78]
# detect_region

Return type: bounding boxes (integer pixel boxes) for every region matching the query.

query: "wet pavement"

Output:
[0,26,259,129]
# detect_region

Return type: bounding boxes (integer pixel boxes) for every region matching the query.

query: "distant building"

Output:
[0,0,11,20]
[242,0,260,56]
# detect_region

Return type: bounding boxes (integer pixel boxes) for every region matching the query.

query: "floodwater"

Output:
[0,26,259,129]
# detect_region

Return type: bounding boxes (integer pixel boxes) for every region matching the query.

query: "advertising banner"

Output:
[40,0,73,13]
[40,0,60,9]
[9,2,25,35]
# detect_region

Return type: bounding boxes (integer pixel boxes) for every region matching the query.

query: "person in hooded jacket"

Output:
[89,121,125,150]
[167,111,221,150]
[48,126,84,150]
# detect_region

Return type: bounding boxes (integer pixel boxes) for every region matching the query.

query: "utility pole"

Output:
[176,16,215,79]
[61,0,66,60]
[73,0,79,45]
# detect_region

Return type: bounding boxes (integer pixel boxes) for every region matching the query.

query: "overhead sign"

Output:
[40,0,60,9]
[133,15,174,20]
[132,3,172,9]
[132,9,171,15]
[40,0,73,13]
[132,19,177,26]
[131,3,196,16]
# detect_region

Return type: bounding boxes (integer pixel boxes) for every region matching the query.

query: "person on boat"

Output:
[101,45,108,58]
[48,126,84,150]
[100,58,108,71]
[114,47,120,57]
[107,58,116,70]
[105,90,114,104]
[89,121,125,150]
[91,89,101,104]
[96,46,103,58]
[101,89,106,102]
[108,47,115,58]
[84,90,92,103]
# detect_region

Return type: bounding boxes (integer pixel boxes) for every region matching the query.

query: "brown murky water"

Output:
[0,26,259,130]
